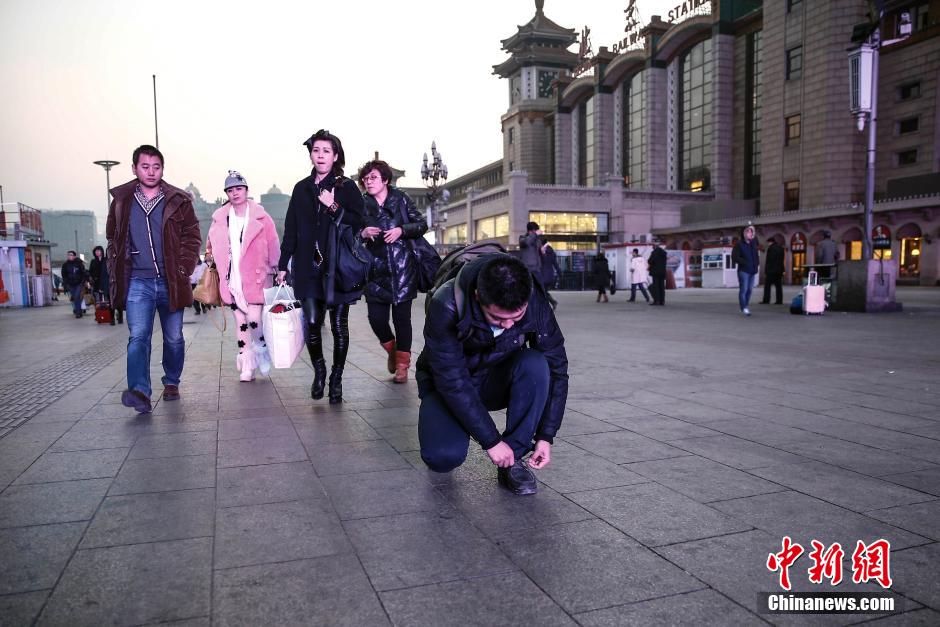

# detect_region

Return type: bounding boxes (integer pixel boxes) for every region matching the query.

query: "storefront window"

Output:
[900,237,922,278]
[444,224,467,245]
[528,212,608,235]
[475,214,509,240]
[680,39,713,192]
[623,72,646,188]
[847,241,862,261]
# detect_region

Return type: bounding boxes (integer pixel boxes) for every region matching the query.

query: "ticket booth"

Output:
[701,247,737,288]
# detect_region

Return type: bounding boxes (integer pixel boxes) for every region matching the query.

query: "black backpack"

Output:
[424,241,507,314]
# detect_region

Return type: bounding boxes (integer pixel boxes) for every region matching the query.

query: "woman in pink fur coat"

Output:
[206,171,281,381]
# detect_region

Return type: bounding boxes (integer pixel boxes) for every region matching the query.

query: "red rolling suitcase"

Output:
[95,303,113,324]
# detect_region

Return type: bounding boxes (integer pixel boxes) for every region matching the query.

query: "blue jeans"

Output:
[68,284,84,315]
[737,271,757,310]
[418,349,550,473]
[125,277,185,398]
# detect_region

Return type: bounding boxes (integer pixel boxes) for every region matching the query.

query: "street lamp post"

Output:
[93,160,120,216]
[420,141,449,246]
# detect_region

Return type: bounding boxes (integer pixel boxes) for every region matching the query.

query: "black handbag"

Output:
[396,204,441,293]
[331,208,372,293]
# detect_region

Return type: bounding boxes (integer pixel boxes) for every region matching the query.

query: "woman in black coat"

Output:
[278,130,365,404]
[593,253,611,303]
[359,160,428,384]
[88,245,117,325]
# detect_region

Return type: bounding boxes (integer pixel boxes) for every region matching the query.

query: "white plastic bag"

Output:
[262,284,304,369]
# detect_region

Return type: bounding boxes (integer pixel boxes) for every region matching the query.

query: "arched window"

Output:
[680,39,712,192]
[579,96,596,186]
[622,72,646,188]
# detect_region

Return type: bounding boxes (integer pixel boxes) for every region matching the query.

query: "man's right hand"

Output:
[486,441,515,468]
[276,270,287,285]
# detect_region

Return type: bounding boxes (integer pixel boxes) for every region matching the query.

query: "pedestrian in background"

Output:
[815,230,839,278]
[732,225,760,316]
[278,130,365,404]
[760,237,785,305]
[359,159,427,384]
[628,248,651,303]
[207,171,281,382]
[648,242,667,306]
[519,221,544,276]
[539,242,560,310]
[88,245,115,325]
[593,253,610,303]
[190,257,206,315]
[107,144,202,413]
[61,250,88,318]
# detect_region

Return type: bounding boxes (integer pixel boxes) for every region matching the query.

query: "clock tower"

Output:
[493,0,577,184]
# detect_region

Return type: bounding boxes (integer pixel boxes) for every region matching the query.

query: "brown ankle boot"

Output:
[393,351,411,384]
[381,340,396,374]
[602,294,609,303]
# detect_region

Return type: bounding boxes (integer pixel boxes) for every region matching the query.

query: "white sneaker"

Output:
[743,308,751,316]
[254,344,271,376]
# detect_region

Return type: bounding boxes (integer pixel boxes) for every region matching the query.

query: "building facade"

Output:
[436,0,940,285]
[39,210,97,264]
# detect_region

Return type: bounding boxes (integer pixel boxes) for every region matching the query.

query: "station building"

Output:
[435,0,940,285]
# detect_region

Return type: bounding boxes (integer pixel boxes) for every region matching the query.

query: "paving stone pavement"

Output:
[0,288,939,625]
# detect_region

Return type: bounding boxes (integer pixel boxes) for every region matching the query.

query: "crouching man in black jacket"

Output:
[416,254,568,495]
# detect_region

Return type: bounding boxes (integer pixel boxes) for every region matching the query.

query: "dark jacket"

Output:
[363,187,428,305]
[61,259,87,287]
[416,254,568,450]
[593,255,610,288]
[278,172,365,305]
[106,179,201,310]
[540,245,560,288]
[765,242,785,276]
[648,247,667,277]
[732,237,760,275]
[518,232,543,273]
[89,256,109,294]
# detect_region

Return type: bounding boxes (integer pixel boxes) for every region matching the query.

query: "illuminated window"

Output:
[848,241,862,261]
[901,237,921,277]
[444,224,467,245]
[528,212,608,235]
[680,39,713,192]
[875,248,893,260]
[690,180,705,192]
[475,214,509,240]
[786,114,801,146]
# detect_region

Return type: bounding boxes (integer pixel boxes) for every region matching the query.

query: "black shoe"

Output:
[497,459,538,495]
[195,310,201,315]
[121,389,152,414]
[759,301,769,305]
[311,359,327,400]
[328,366,343,404]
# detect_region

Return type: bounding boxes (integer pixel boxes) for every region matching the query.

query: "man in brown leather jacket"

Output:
[106,145,201,413]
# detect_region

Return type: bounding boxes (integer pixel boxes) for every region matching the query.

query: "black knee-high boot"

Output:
[328,304,350,404]
[303,298,327,400]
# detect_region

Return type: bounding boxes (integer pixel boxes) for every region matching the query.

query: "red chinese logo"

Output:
[807,540,844,585]
[768,538,892,589]
[852,539,893,589]
[767,536,805,591]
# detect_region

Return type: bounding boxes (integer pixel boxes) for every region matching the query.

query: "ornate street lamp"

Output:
[420,141,449,245]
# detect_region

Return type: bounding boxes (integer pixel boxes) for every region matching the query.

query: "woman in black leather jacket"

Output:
[359,159,428,383]
[278,130,365,404]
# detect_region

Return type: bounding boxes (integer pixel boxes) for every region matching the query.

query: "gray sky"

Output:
[0,0,677,228]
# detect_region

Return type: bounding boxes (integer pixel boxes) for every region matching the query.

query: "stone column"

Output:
[508,171,530,243]
[554,110,572,186]
[645,66,668,191]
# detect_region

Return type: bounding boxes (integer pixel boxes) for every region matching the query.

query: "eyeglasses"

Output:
[362,174,382,183]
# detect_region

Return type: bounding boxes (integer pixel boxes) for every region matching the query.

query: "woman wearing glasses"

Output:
[206,171,281,381]
[278,130,365,403]
[359,159,428,383]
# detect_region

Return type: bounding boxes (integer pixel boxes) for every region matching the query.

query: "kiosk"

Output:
[701,247,738,288]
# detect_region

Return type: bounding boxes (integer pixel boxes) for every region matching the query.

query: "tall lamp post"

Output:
[848,10,911,260]
[93,160,120,216]
[420,141,449,246]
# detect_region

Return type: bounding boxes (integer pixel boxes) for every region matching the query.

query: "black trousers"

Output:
[418,349,550,473]
[762,274,783,304]
[649,275,666,305]
[366,300,413,352]
[302,298,350,368]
